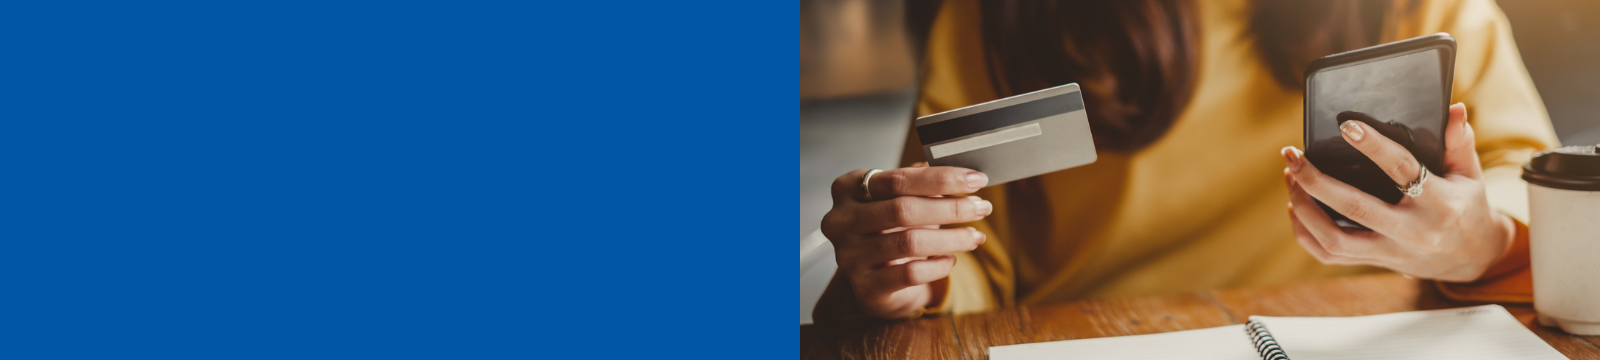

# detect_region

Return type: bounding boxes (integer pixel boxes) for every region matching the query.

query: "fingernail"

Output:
[1280,146,1302,172]
[969,227,985,243]
[970,196,993,216]
[965,172,988,189]
[1340,121,1365,142]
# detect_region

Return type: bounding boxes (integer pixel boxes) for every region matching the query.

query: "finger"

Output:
[1288,178,1393,261]
[1282,146,1402,232]
[1339,119,1424,186]
[1283,171,1345,264]
[866,166,987,200]
[859,227,985,265]
[831,169,871,204]
[849,195,993,233]
[1290,208,1348,264]
[1442,103,1483,179]
[860,255,956,293]
[831,165,986,205]
[1285,172,1346,247]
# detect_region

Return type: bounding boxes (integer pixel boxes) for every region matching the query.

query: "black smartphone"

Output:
[1303,33,1456,229]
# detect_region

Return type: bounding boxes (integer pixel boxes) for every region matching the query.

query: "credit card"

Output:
[915,83,1097,186]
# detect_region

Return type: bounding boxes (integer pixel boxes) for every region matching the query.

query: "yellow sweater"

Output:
[815,0,1557,321]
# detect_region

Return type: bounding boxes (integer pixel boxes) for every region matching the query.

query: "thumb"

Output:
[1443,103,1483,179]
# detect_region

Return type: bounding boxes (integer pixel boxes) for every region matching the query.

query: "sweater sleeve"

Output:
[1437,217,1533,303]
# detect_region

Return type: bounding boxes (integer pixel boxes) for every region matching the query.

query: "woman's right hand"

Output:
[820,164,993,319]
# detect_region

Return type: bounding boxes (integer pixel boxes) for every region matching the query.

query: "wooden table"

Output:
[801,273,1600,359]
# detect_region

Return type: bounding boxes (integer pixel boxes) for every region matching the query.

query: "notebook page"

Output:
[989,324,1259,360]
[1251,305,1566,360]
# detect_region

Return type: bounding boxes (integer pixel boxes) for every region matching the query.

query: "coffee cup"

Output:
[1524,144,1600,335]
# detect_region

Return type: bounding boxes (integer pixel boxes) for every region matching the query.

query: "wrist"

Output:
[1475,213,1532,281]
[1489,212,1517,268]
[1462,211,1518,282]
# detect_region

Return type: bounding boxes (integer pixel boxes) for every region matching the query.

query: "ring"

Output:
[1398,167,1430,198]
[861,169,884,201]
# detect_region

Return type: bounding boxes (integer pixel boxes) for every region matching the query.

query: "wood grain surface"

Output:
[800,315,962,360]
[800,273,1600,360]
[949,293,1238,360]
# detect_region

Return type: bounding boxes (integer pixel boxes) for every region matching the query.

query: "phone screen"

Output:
[1305,48,1449,228]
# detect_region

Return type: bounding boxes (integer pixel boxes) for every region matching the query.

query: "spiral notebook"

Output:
[988,305,1566,360]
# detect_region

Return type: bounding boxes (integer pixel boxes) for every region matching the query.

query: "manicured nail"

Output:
[1340,121,1365,142]
[970,196,993,216]
[968,227,985,242]
[965,172,988,189]
[1280,146,1303,172]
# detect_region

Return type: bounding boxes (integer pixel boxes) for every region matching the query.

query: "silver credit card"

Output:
[915,83,1096,186]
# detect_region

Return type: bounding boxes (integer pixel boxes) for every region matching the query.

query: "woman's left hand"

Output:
[1280,103,1516,282]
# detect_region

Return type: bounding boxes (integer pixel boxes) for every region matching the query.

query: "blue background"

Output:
[1,1,789,358]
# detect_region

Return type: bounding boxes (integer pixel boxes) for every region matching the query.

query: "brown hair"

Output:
[975,0,1412,152]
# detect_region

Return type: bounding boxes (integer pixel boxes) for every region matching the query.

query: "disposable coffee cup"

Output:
[1524,144,1600,335]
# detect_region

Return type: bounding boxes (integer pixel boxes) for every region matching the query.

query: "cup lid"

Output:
[1523,145,1600,191]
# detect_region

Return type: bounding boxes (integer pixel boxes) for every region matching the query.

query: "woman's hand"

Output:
[820,163,992,319]
[1281,103,1516,282]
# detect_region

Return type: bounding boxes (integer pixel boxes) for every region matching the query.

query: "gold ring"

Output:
[860,169,884,201]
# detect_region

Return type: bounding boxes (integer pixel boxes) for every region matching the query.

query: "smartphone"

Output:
[1303,33,1456,229]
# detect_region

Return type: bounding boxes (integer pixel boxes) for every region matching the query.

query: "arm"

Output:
[1281,0,1556,298]
[1408,0,1556,301]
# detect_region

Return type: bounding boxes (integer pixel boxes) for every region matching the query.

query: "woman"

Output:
[816,0,1557,321]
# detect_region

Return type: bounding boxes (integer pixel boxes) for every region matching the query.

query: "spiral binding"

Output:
[1245,320,1290,360]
